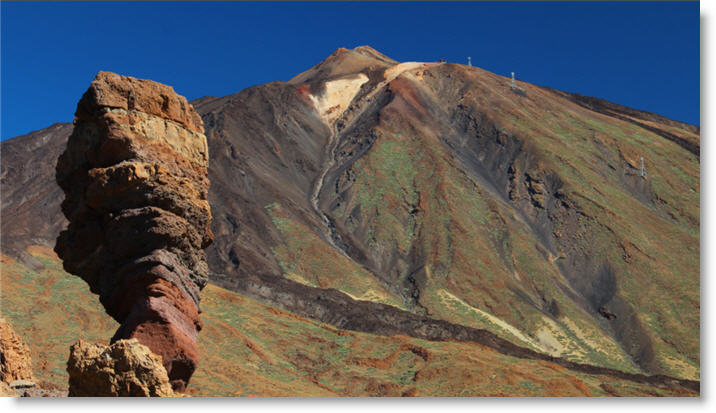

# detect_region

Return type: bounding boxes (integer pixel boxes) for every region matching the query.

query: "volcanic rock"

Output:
[67,339,174,397]
[8,380,36,389]
[0,318,34,383]
[0,381,18,397]
[55,71,212,392]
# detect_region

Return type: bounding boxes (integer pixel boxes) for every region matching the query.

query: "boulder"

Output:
[67,339,174,397]
[8,380,35,389]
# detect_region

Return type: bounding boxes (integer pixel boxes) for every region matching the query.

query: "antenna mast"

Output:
[640,157,645,177]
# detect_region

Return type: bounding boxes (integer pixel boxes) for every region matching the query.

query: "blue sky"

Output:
[0,1,699,140]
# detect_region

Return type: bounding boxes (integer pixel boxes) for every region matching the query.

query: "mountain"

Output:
[0,46,700,395]
[1,122,72,267]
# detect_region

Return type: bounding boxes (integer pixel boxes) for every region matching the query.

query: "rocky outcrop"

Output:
[67,339,174,397]
[0,318,34,384]
[55,71,212,392]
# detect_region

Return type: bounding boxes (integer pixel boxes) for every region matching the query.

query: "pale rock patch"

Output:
[384,62,427,82]
[534,317,567,356]
[310,74,368,123]
[436,289,545,352]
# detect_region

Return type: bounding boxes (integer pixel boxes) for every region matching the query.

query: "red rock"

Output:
[55,72,212,392]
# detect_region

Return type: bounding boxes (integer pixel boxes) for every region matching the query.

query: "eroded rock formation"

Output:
[55,71,212,392]
[67,339,174,397]
[0,318,35,384]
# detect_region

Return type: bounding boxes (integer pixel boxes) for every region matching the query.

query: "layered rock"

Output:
[55,71,212,392]
[0,318,35,384]
[67,339,174,397]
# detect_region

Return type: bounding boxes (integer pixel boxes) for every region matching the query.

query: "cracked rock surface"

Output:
[67,339,174,397]
[55,71,212,392]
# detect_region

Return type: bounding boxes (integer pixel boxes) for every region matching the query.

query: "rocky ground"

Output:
[0,248,699,396]
[0,318,65,397]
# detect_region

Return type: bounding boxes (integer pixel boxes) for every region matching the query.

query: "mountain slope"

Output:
[0,245,697,396]
[0,123,72,267]
[323,55,699,377]
[199,46,699,378]
[0,46,699,387]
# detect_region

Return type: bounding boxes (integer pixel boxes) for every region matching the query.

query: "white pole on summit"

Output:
[640,157,645,177]
[511,72,516,89]
[468,56,472,66]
